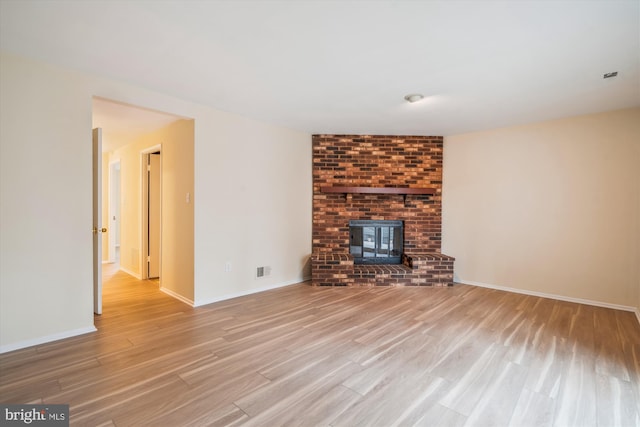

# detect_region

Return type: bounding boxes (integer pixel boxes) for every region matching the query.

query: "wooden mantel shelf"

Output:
[320,186,436,196]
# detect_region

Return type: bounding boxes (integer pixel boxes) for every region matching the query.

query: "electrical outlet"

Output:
[224,262,232,272]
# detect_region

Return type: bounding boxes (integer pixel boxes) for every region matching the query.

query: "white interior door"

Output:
[92,128,104,315]
[148,152,161,279]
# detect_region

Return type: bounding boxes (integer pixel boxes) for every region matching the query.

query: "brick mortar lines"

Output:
[311,134,453,287]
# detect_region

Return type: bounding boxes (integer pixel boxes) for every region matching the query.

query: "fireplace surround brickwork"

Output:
[311,135,454,287]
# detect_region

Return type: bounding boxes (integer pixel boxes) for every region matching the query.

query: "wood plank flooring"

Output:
[1,265,639,426]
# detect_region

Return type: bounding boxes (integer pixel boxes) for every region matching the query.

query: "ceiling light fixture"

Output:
[404,94,424,103]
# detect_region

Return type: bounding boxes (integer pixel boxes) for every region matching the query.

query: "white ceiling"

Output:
[92,98,184,152]
[1,0,639,138]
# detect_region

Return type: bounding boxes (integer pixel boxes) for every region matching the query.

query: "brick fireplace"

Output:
[311,135,454,286]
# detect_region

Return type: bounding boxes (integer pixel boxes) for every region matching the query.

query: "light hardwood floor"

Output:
[1,265,639,426]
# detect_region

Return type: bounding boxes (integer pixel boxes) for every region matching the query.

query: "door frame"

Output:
[140,145,162,280]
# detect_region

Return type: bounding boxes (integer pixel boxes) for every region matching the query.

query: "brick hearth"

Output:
[311,134,454,287]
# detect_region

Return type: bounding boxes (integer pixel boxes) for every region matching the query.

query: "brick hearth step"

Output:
[311,252,454,287]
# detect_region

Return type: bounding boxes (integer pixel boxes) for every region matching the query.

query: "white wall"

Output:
[443,108,640,310]
[194,112,313,305]
[0,53,95,351]
[0,52,312,352]
[156,120,195,303]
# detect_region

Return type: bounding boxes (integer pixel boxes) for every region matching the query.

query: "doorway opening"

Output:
[108,160,121,265]
[141,146,162,281]
[92,96,194,313]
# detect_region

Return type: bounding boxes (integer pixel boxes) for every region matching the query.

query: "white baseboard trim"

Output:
[194,277,310,308]
[118,266,141,280]
[0,326,97,354]
[460,279,637,313]
[160,286,195,307]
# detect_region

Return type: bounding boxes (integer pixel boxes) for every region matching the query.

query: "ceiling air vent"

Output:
[603,72,618,79]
